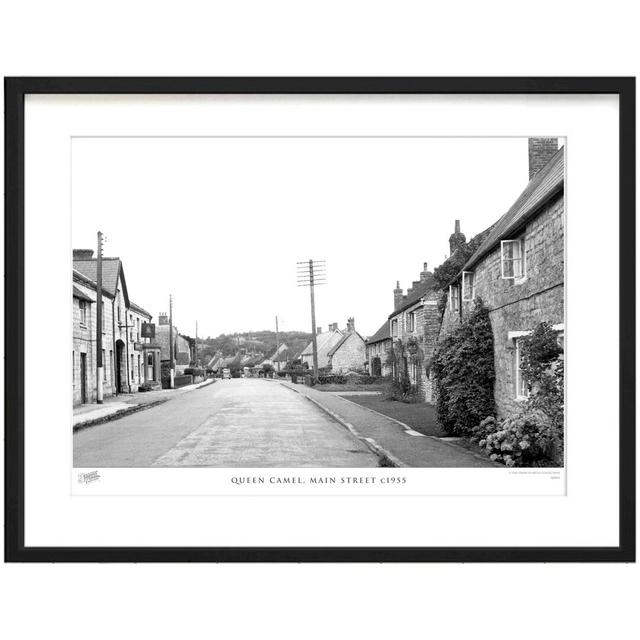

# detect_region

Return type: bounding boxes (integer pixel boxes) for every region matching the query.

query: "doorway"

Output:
[80,352,87,404]
[115,340,125,393]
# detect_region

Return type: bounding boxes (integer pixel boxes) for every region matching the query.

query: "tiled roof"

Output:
[300,330,343,356]
[464,146,564,271]
[129,301,152,319]
[73,257,124,298]
[327,333,350,357]
[272,348,290,363]
[328,331,365,357]
[73,285,94,303]
[389,273,436,318]
[366,320,391,344]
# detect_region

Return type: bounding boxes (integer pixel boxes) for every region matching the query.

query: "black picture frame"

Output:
[4,77,635,563]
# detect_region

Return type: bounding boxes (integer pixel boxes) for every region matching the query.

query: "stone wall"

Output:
[73,276,152,405]
[366,338,392,376]
[330,333,367,373]
[438,191,564,418]
[390,289,442,402]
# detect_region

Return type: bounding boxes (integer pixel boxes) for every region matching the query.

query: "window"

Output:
[391,319,398,337]
[79,299,88,325]
[117,305,121,323]
[449,284,460,312]
[137,355,141,381]
[131,354,135,382]
[462,271,475,301]
[501,239,525,279]
[102,349,107,381]
[514,338,530,399]
[407,311,415,332]
[109,350,113,384]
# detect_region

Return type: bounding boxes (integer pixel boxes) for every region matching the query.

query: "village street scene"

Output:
[73,137,564,469]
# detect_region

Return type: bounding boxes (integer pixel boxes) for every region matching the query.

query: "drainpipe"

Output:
[124,307,131,393]
[112,297,116,395]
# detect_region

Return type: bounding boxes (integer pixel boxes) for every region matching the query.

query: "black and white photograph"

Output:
[71,135,565,471]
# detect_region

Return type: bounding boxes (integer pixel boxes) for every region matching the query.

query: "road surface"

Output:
[74,378,380,468]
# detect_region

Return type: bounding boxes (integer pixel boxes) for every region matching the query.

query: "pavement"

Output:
[281,381,496,468]
[73,379,215,429]
[74,378,379,468]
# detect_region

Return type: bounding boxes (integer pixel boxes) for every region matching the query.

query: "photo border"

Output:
[4,77,635,562]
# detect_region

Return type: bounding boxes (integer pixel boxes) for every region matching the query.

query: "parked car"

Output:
[222,368,231,379]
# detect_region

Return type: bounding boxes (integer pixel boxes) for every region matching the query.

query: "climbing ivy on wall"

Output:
[432,300,495,435]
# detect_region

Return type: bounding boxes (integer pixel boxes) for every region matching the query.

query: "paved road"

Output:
[74,379,379,468]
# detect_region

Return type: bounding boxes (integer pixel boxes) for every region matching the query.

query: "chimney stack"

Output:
[528,137,558,180]
[158,312,169,326]
[316,326,322,335]
[394,281,404,310]
[347,317,355,332]
[420,262,431,282]
[329,322,339,332]
[449,219,466,255]
[73,249,94,260]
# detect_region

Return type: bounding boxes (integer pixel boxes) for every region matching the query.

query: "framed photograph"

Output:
[4,77,635,562]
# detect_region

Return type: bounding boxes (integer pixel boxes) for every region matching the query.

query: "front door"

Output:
[115,341,124,393]
[80,352,87,404]
[147,352,154,381]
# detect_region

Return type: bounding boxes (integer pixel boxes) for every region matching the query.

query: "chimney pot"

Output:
[317,327,322,335]
[394,281,404,310]
[528,137,558,180]
[73,249,94,260]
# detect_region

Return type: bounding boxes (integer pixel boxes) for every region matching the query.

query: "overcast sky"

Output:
[72,136,539,339]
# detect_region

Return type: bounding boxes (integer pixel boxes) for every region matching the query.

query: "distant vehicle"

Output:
[222,368,231,379]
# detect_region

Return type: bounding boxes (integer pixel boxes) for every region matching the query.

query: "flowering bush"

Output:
[472,413,557,467]
[472,321,564,467]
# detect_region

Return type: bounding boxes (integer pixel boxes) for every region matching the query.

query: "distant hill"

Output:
[198,330,312,361]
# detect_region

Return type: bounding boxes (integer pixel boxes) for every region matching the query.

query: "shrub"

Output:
[432,300,495,435]
[138,382,155,392]
[471,322,564,466]
[317,374,347,385]
[472,413,558,466]
[383,374,420,403]
[183,367,205,377]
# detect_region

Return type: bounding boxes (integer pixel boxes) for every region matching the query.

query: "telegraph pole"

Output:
[297,259,326,382]
[169,294,175,389]
[195,320,198,366]
[96,231,104,404]
[275,315,280,372]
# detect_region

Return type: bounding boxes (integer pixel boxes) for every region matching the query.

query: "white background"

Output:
[28,94,604,544]
[1,2,638,639]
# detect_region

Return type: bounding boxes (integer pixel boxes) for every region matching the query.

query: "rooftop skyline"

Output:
[72,136,549,337]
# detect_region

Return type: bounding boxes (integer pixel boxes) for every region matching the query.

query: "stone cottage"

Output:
[300,323,344,370]
[326,318,366,373]
[388,264,442,401]
[365,320,392,377]
[73,250,159,405]
[441,138,564,418]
